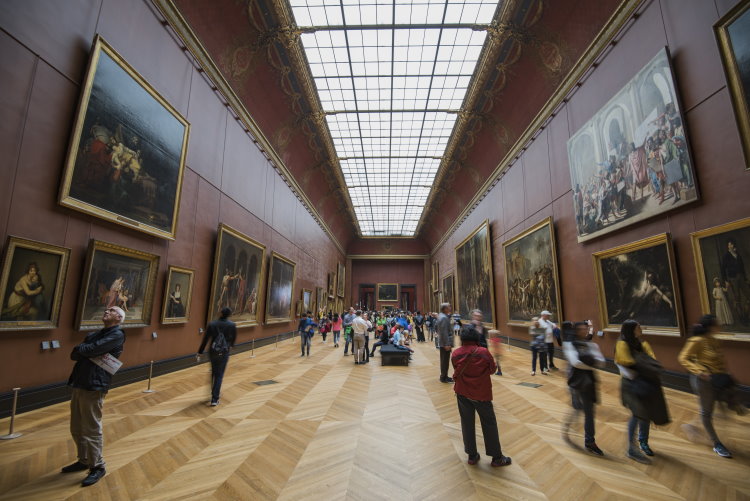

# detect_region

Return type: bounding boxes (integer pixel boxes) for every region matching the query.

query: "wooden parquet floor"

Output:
[1,337,748,501]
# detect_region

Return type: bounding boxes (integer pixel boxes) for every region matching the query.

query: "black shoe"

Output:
[441,377,454,383]
[639,440,654,457]
[81,467,106,487]
[61,461,89,473]
[585,442,604,456]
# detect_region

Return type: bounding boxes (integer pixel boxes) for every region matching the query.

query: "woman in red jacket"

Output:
[452,324,512,467]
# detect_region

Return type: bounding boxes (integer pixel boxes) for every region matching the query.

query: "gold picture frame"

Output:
[336,262,345,298]
[502,217,563,326]
[592,233,683,336]
[160,265,194,325]
[76,240,160,330]
[432,261,440,290]
[377,283,399,302]
[716,0,750,169]
[454,220,496,327]
[441,272,455,310]
[316,286,325,315]
[301,288,313,313]
[327,271,336,299]
[690,217,750,341]
[336,297,343,314]
[265,252,296,324]
[207,224,267,328]
[0,237,71,331]
[59,35,190,240]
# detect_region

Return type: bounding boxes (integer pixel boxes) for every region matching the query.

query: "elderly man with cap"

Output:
[62,306,126,487]
[538,310,559,371]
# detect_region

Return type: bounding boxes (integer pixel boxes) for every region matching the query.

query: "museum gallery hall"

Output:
[1,0,749,500]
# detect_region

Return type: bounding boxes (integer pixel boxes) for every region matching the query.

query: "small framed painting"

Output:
[161,265,194,324]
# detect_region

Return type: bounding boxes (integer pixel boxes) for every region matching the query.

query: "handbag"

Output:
[633,351,662,383]
[710,373,734,390]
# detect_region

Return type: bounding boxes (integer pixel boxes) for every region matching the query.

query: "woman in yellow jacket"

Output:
[615,320,669,464]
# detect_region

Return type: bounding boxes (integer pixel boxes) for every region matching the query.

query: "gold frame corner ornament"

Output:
[160,265,195,325]
[591,233,683,337]
[454,219,497,328]
[264,251,297,324]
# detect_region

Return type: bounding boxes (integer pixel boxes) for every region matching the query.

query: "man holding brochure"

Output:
[62,306,126,487]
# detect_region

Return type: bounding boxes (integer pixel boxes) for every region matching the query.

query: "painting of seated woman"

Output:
[161,266,194,324]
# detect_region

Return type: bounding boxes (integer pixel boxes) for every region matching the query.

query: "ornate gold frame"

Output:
[336,262,345,298]
[327,271,336,299]
[301,288,313,313]
[432,261,440,291]
[715,0,750,170]
[59,35,190,240]
[76,240,160,330]
[336,297,343,314]
[265,251,296,324]
[592,233,683,336]
[207,224,267,328]
[441,272,455,310]
[376,283,399,302]
[501,217,563,326]
[160,265,194,325]
[315,286,325,315]
[454,219,497,328]
[690,217,750,341]
[0,237,71,331]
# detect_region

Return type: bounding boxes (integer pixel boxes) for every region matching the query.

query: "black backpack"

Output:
[210,328,229,355]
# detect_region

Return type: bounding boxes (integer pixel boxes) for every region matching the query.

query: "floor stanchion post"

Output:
[143,360,156,393]
[0,387,22,440]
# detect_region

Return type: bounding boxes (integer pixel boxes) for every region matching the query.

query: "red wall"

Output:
[0,0,344,389]
[350,260,426,312]
[430,0,750,384]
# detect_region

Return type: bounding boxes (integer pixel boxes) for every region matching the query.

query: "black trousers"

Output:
[364,336,370,362]
[439,348,451,380]
[209,353,229,402]
[370,341,386,355]
[456,394,502,458]
[546,342,557,368]
[415,325,425,342]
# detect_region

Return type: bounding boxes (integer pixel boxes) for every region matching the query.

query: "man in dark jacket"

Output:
[436,303,455,383]
[414,311,425,342]
[197,307,237,406]
[62,306,126,487]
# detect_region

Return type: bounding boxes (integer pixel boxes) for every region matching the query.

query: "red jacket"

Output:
[451,341,496,401]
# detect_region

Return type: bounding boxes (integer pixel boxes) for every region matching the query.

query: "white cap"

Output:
[540,310,552,316]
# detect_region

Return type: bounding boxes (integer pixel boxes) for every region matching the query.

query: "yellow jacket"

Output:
[677,335,726,375]
[614,340,656,366]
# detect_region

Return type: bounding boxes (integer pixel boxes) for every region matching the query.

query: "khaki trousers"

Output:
[70,387,106,468]
[353,333,366,362]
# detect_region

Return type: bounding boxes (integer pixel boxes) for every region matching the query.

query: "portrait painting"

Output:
[328,271,336,298]
[502,218,562,325]
[161,265,194,324]
[77,240,159,330]
[454,220,496,326]
[302,289,313,313]
[316,287,325,315]
[716,0,750,169]
[691,217,750,341]
[265,252,296,324]
[207,224,266,328]
[59,36,190,240]
[377,283,399,302]
[442,273,455,309]
[336,297,343,314]
[337,262,345,298]
[432,262,440,290]
[0,237,71,330]
[567,48,697,242]
[593,233,682,336]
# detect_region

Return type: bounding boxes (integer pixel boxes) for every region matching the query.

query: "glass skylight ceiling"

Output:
[289,0,498,236]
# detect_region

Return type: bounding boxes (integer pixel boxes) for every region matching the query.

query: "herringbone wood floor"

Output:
[1,336,748,500]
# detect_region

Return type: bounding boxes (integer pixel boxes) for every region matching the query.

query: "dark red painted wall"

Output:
[350,260,426,312]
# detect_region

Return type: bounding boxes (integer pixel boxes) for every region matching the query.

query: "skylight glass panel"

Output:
[291,0,497,236]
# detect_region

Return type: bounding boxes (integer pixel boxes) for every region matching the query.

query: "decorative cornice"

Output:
[347,254,430,260]
[427,0,643,255]
[151,0,346,255]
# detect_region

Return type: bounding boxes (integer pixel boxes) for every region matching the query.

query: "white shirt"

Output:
[352,316,371,335]
[538,317,556,343]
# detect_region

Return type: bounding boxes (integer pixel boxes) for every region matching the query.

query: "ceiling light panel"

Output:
[291,0,497,236]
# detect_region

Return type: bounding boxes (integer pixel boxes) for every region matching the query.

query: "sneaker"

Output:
[444,377,454,383]
[585,442,604,456]
[639,440,654,457]
[530,371,536,376]
[713,442,733,458]
[627,448,652,464]
[490,456,512,467]
[81,467,106,487]
[495,370,502,376]
[210,400,219,407]
[467,454,480,465]
[61,461,89,473]
[542,369,549,375]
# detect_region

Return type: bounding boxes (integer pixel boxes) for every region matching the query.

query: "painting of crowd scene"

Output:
[60,36,189,240]
[691,218,750,341]
[567,48,697,242]
[266,252,296,324]
[502,218,561,325]
[455,220,496,326]
[208,224,266,327]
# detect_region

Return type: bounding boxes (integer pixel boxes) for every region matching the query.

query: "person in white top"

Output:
[351,311,371,365]
[538,310,558,370]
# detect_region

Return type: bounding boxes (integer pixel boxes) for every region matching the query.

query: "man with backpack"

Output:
[298,311,318,357]
[197,307,237,406]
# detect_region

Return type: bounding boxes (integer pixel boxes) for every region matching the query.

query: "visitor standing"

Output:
[331,312,342,348]
[539,310,559,370]
[351,310,371,364]
[197,307,237,406]
[414,311,425,342]
[488,329,503,376]
[529,317,548,376]
[437,303,455,383]
[343,307,355,356]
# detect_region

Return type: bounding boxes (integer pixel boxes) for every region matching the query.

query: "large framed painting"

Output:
[502,218,562,326]
[160,265,194,325]
[567,48,697,242]
[691,217,750,341]
[442,273,455,309]
[77,240,159,330]
[716,0,750,169]
[377,283,399,302]
[432,262,440,290]
[316,286,325,315]
[207,224,266,328]
[59,36,190,240]
[301,288,313,313]
[265,252,296,324]
[327,271,336,299]
[592,233,682,336]
[0,237,71,330]
[336,297,343,314]
[336,262,346,298]
[427,282,434,312]
[454,220,496,327]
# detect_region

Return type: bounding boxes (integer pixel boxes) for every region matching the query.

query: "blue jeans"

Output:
[333,330,340,344]
[628,415,650,445]
[209,352,229,402]
[300,332,312,355]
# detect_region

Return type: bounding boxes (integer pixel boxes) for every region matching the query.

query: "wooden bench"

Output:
[380,344,410,366]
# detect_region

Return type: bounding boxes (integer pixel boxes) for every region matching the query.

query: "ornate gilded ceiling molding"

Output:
[151,0,346,255]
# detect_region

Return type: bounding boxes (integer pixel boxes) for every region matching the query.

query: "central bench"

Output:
[380,344,410,366]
